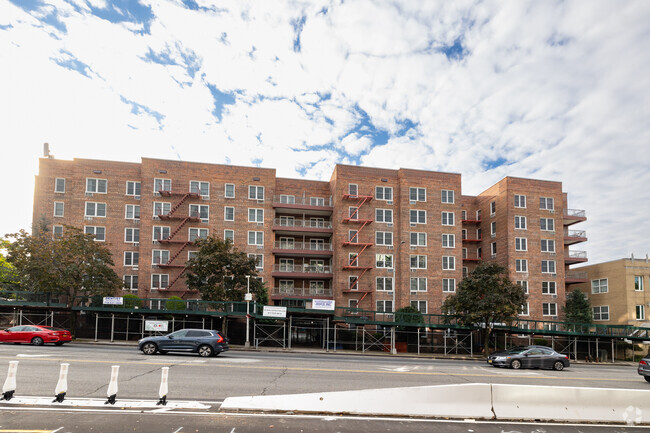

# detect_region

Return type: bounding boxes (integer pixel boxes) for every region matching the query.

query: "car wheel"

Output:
[553,361,565,371]
[141,342,158,355]
[54,342,65,346]
[31,337,44,346]
[510,359,522,369]
[644,376,650,383]
[198,345,214,357]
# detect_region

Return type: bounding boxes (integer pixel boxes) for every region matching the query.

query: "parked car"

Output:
[0,325,72,346]
[487,346,570,370]
[138,329,229,357]
[638,355,650,382]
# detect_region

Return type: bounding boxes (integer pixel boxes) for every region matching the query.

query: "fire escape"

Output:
[156,190,201,293]
[341,192,374,305]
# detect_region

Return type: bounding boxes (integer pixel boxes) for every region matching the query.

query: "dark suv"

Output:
[138,329,229,357]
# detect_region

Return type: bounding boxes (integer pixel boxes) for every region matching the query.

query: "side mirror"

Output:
[168,335,173,339]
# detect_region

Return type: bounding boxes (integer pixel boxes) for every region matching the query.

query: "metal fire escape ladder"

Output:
[341,193,374,302]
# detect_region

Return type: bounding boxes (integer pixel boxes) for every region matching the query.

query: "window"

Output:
[248,208,264,223]
[124,251,139,266]
[349,253,358,266]
[517,280,528,294]
[85,202,106,217]
[153,202,171,217]
[190,204,209,221]
[462,266,468,278]
[409,187,426,202]
[636,305,645,320]
[53,225,63,239]
[490,221,496,237]
[514,194,526,208]
[441,212,455,226]
[520,303,529,316]
[376,277,393,291]
[153,226,170,241]
[541,239,555,253]
[490,201,496,216]
[248,231,263,246]
[349,276,359,290]
[248,185,264,200]
[410,232,427,247]
[411,301,427,314]
[310,197,324,206]
[591,278,608,294]
[376,209,393,223]
[410,255,427,269]
[126,181,141,196]
[441,190,454,204]
[635,276,644,291]
[224,229,234,243]
[84,226,105,241]
[514,215,527,230]
[190,181,209,197]
[55,178,66,193]
[188,251,198,260]
[125,228,140,243]
[151,274,169,289]
[225,183,235,198]
[248,254,263,271]
[462,248,467,259]
[279,195,295,204]
[154,178,171,193]
[310,280,325,295]
[376,254,393,268]
[442,278,456,292]
[407,209,424,224]
[348,230,360,243]
[348,184,358,196]
[540,218,555,231]
[593,305,609,321]
[490,242,497,257]
[515,237,527,251]
[410,277,427,292]
[54,202,64,217]
[442,256,455,270]
[542,281,557,295]
[442,234,455,248]
[375,186,393,201]
[516,259,528,273]
[542,303,557,316]
[349,207,359,220]
[375,231,393,246]
[125,204,140,219]
[349,299,359,310]
[224,206,235,221]
[376,300,393,313]
[152,250,170,265]
[189,228,209,241]
[540,197,554,210]
[86,178,107,194]
[123,275,138,291]
[461,210,467,220]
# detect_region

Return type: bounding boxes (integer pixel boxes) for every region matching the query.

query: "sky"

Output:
[0,0,649,265]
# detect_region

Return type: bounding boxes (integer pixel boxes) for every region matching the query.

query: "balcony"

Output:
[462,255,482,262]
[271,264,333,279]
[565,271,588,284]
[461,218,481,224]
[563,208,586,226]
[462,237,482,243]
[272,218,333,235]
[272,195,333,215]
[565,250,588,265]
[272,241,333,257]
[271,286,333,299]
[564,229,587,245]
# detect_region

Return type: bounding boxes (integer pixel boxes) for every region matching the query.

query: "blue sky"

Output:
[1,0,649,264]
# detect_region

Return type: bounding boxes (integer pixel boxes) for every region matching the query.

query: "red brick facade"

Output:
[32,157,587,321]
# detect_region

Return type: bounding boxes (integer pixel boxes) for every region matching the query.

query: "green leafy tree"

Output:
[0,240,19,290]
[166,296,185,311]
[442,262,527,357]
[123,294,142,309]
[564,289,592,325]
[395,306,424,328]
[185,236,268,306]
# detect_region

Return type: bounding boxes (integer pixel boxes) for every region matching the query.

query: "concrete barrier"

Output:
[221,383,494,419]
[492,384,650,424]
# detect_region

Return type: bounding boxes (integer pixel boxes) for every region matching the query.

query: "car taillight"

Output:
[640,360,648,365]
[216,334,224,343]
[564,355,569,360]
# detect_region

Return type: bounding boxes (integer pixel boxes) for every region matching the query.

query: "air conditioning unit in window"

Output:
[133,242,139,246]
[133,266,139,270]
[256,245,263,249]
[153,192,160,197]
[84,217,93,221]
[257,223,264,227]
[135,195,141,200]
[202,196,209,201]
[152,240,159,245]
[410,223,416,227]
[387,223,393,227]
[549,209,555,214]
[410,200,416,205]
[257,199,265,204]
[552,294,557,299]
[85,192,93,197]
[388,269,393,273]
[410,246,417,250]
[387,246,393,249]
[387,201,393,205]
[411,269,416,273]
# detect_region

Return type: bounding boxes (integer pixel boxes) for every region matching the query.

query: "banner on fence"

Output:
[103,297,124,305]
[145,320,169,332]
[263,306,287,318]
[312,299,335,311]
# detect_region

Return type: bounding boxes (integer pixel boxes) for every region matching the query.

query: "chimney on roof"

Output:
[43,142,53,159]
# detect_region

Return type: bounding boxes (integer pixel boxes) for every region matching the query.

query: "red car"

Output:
[0,325,72,346]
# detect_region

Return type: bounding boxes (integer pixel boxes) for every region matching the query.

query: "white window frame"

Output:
[54,201,64,217]
[85,202,106,217]
[280,194,295,204]
[124,251,139,267]
[540,218,555,232]
[248,185,264,200]
[310,197,325,206]
[376,254,393,269]
[636,305,646,320]
[52,225,63,239]
[248,231,264,246]
[55,178,66,193]
[153,178,171,193]
[410,232,427,247]
[410,255,427,269]
[514,194,526,208]
[348,184,358,196]
[225,183,235,198]
[490,221,496,237]
[375,231,393,246]
[542,281,557,295]
[411,300,427,314]
[592,305,609,321]
[190,204,209,221]
[591,278,608,294]
[520,303,529,316]
[410,209,426,224]
[542,302,557,317]
[515,237,527,251]
[442,256,455,270]
[541,260,556,274]
[517,280,529,294]
[123,275,138,291]
[441,189,454,204]
[224,206,235,221]
[126,181,141,197]
[635,276,644,291]
[375,209,393,223]
[409,187,426,202]
[151,274,169,290]
[189,228,209,242]
[375,186,393,201]
[124,227,140,243]
[376,300,393,313]
[190,180,210,197]
[153,226,170,241]
[442,278,456,292]
[376,277,394,292]
[516,259,528,273]
[248,253,264,271]
[410,277,427,292]
[540,197,554,210]
[442,234,455,248]
[86,178,107,194]
[153,202,171,217]
[152,249,170,265]
[441,211,455,226]
[490,201,496,216]
[514,215,527,230]
[224,229,234,243]
[541,239,556,253]
[125,204,140,220]
[248,208,264,223]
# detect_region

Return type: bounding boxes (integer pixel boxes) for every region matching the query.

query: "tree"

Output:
[185,236,268,306]
[442,262,527,357]
[564,289,592,325]
[166,296,185,311]
[0,240,19,290]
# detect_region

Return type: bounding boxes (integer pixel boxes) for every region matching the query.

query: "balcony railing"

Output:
[564,209,586,218]
[273,196,333,207]
[273,241,333,251]
[273,219,333,229]
[568,250,587,259]
[566,271,588,280]
[272,287,333,297]
[272,264,332,273]
[565,229,586,238]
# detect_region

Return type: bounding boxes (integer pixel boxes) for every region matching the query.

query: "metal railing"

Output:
[564,208,586,218]
[566,271,588,280]
[273,241,333,251]
[567,250,587,259]
[272,264,333,273]
[272,287,333,297]
[273,219,332,229]
[273,195,333,207]
[565,229,586,238]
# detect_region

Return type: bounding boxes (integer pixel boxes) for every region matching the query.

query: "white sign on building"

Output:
[263,306,287,318]
[145,321,169,332]
[312,299,335,311]
[103,297,124,305]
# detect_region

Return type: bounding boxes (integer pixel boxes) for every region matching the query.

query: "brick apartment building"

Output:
[32,155,588,321]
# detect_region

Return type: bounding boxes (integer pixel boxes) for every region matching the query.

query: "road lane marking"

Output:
[16,354,53,358]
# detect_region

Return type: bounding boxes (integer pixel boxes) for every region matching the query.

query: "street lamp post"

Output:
[245,275,251,348]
